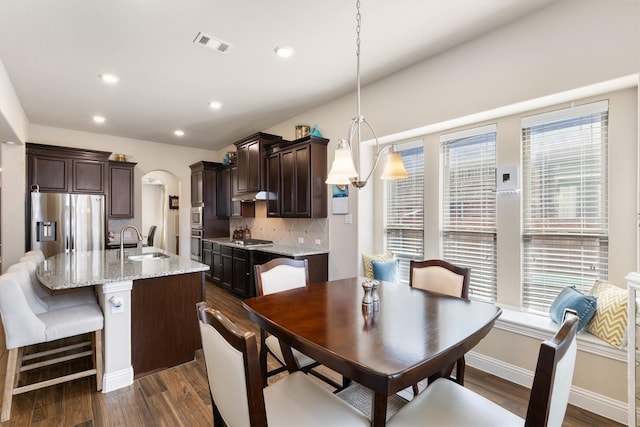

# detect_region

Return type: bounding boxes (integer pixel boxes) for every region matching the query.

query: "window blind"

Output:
[442,125,497,302]
[522,101,608,313]
[385,143,424,285]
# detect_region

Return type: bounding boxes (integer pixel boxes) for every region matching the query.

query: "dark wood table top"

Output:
[243,277,501,426]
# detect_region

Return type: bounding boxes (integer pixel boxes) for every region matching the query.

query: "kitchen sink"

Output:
[127,252,170,261]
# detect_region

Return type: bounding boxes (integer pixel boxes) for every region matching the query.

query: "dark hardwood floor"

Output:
[0,281,623,426]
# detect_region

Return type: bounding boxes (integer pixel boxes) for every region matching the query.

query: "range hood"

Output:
[231,191,276,202]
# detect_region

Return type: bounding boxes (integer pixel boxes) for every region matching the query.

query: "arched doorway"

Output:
[141,170,179,253]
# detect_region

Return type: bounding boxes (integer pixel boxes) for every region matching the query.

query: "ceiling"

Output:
[0,0,557,152]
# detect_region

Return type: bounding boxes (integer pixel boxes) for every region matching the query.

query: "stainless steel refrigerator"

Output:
[31,192,105,258]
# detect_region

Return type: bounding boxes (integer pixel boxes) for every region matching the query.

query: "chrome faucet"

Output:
[120,225,144,258]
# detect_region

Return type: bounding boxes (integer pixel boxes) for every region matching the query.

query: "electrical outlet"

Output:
[345,214,352,224]
[315,239,321,246]
[298,237,304,244]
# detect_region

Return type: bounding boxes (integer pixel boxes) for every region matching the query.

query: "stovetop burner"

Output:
[230,238,274,248]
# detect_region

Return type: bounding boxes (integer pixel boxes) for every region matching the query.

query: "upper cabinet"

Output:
[27,143,110,194]
[189,161,231,238]
[233,132,281,197]
[108,160,137,218]
[266,136,328,218]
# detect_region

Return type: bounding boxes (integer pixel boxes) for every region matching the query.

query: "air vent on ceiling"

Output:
[193,32,232,54]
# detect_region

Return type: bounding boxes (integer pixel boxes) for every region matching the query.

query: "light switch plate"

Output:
[298,237,304,244]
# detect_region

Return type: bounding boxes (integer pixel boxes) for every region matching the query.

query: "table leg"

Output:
[371,391,388,426]
[280,343,300,373]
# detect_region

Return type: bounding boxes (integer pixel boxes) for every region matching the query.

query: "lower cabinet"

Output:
[204,241,328,299]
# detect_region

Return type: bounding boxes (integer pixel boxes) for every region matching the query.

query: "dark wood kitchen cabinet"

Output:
[108,160,136,218]
[26,143,110,194]
[190,161,230,239]
[202,240,222,283]
[266,136,328,218]
[215,164,252,218]
[233,132,281,196]
[208,245,328,299]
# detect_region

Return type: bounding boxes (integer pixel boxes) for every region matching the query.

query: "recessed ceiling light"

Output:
[99,73,119,84]
[274,46,294,58]
[174,130,185,137]
[2,141,16,145]
[209,101,222,110]
[93,115,106,123]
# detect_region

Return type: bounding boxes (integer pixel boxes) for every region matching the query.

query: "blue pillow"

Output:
[549,286,597,332]
[371,259,398,282]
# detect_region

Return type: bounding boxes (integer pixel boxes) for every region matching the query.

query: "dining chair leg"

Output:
[259,330,269,387]
[455,357,465,385]
[412,383,419,395]
[1,348,19,422]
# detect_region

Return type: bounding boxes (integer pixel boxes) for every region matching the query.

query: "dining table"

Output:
[243,276,502,426]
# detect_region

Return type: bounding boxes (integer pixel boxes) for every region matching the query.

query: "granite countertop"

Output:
[36,247,209,290]
[203,238,329,257]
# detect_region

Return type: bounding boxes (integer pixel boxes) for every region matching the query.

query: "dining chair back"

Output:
[387,311,579,427]
[409,259,471,390]
[254,258,343,388]
[254,257,309,296]
[196,302,369,427]
[0,271,103,421]
[409,259,470,299]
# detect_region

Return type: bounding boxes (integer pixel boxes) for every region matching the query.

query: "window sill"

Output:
[494,305,626,362]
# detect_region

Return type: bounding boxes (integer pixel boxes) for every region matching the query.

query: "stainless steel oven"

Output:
[190,228,203,261]
[190,207,203,229]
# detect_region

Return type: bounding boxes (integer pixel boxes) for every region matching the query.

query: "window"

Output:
[522,101,608,313]
[441,125,497,303]
[384,143,424,285]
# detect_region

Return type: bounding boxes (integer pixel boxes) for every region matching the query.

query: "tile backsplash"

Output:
[230,202,328,249]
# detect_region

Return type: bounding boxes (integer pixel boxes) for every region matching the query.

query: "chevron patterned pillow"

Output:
[362,253,395,279]
[587,280,628,348]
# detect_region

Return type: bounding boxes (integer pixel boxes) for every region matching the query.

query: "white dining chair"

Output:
[387,311,579,427]
[0,271,104,422]
[196,302,369,427]
[254,258,343,389]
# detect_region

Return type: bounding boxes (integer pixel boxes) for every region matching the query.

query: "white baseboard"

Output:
[467,351,627,424]
[102,366,134,393]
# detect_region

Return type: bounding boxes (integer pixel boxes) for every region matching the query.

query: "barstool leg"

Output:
[2,348,19,422]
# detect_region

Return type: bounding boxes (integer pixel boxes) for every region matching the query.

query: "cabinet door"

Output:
[230,166,242,217]
[73,159,106,194]
[294,145,310,217]
[216,168,230,218]
[109,162,135,218]
[232,249,251,298]
[191,170,203,206]
[221,246,233,290]
[202,242,213,280]
[30,155,69,192]
[236,140,261,194]
[266,154,281,217]
[280,150,295,217]
[212,243,222,283]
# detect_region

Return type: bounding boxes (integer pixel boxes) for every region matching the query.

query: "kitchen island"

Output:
[37,248,209,392]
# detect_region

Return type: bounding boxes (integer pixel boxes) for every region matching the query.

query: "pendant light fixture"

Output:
[325,0,408,188]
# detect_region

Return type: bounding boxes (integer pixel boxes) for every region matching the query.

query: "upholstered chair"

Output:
[0,272,104,421]
[387,311,579,427]
[254,258,342,389]
[196,302,369,427]
[409,259,470,392]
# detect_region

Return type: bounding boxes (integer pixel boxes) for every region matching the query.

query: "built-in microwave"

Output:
[191,207,203,229]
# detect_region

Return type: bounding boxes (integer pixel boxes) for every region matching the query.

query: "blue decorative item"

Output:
[310,124,322,137]
[549,286,597,331]
[223,153,229,165]
[371,259,398,282]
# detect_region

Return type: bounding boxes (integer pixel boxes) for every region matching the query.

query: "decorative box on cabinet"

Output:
[265,136,328,218]
[108,160,136,218]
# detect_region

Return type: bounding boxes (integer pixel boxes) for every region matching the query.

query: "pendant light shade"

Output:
[325,140,358,185]
[380,145,409,180]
